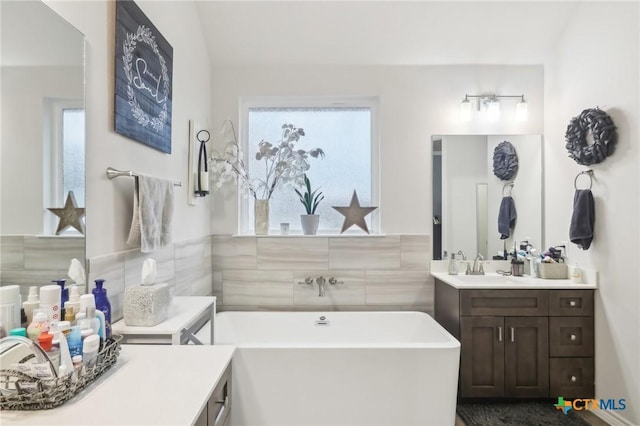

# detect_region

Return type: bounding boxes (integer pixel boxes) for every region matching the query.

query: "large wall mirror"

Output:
[432,135,542,262]
[1,1,86,296]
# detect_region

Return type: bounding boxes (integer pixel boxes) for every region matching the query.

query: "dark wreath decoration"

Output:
[492,141,519,181]
[565,108,617,166]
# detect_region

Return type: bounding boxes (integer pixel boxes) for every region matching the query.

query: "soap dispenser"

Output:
[448,253,459,275]
[92,279,112,339]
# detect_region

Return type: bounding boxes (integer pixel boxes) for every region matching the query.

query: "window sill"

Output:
[232,233,387,238]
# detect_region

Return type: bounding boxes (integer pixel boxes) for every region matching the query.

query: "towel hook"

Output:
[574,169,593,190]
[502,182,514,197]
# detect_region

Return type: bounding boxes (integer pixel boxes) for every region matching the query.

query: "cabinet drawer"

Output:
[550,357,594,398]
[550,317,594,357]
[549,290,593,316]
[461,290,548,316]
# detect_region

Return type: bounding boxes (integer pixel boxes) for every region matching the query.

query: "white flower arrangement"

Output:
[209,120,324,200]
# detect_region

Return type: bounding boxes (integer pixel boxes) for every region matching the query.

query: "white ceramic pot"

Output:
[300,214,320,235]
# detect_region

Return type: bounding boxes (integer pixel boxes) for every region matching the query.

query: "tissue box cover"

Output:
[123,283,171,326]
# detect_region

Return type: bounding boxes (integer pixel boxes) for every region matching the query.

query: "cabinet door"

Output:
[460,316,504,398]
[504,317,549,398]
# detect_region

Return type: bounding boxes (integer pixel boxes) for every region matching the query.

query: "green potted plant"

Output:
[294,174,324,235]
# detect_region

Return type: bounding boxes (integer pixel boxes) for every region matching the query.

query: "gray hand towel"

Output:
[498,196,517,239]
[570,189,595,250]
[127,175,174,253]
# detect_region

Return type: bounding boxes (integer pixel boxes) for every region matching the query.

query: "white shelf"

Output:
[112,296,216,345]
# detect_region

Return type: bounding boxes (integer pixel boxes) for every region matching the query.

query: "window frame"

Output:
[238,96,380,235]
[44,98,84,235]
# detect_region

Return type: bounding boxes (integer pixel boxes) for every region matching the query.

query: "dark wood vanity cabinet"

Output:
[435,280,594,399]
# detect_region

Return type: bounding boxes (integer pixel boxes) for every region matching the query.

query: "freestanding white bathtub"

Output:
[214,311,460,426]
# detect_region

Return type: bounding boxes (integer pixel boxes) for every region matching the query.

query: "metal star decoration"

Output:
[332,190,377,234]
[48,191,85,235]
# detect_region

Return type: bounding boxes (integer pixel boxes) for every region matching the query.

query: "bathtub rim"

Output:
[214,310,461,349]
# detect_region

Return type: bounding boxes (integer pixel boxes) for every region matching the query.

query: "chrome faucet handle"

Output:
[328,277,344,285]
[298,277,314,285]
[465,263,472,275]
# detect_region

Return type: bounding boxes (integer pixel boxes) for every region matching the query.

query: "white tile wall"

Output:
[213,234,432,313]
[223,270,293,306]
[257,237,329,270]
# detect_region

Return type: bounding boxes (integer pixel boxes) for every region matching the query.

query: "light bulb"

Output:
[516,99,528,121]
[460,99,472,122]
[487,101,500,121]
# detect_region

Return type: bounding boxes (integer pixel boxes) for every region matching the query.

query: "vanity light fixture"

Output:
[460,94,527,122]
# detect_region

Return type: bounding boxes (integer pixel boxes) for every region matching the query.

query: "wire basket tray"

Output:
[0,334,122,410]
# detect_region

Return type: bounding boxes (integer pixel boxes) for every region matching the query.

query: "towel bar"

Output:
[106,167,182,186]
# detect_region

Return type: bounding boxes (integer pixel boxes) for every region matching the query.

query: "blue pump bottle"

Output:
[92,279,112,339]
[52,279,68,307]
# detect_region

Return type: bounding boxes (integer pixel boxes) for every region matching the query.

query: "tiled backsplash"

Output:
[0,235,85,299]
[2,234,432,321]
[87,236,213,322]
[212,234,433,313]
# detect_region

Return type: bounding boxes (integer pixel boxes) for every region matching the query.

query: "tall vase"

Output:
[254,199,269,235]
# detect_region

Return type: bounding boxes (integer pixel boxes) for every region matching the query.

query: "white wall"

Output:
[545,2,639,424]
[210,65,543,235]
[1,66,83,234]
[44,0,213,258]
[442,135,487,259]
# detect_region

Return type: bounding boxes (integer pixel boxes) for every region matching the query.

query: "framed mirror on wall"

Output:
[432,135,542,261]
[1,0,86,296]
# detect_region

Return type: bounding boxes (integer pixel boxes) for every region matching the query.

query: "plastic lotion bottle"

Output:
[22,286,40,324]
[92,279,112,339]
[39,284,62,326]
[68,326,83,358]
[82,334,100,369]
[79,307,102,339]
[37,332,60,374]
[64,285,81,318]
[53,329,75,380]
[27,310,50,341]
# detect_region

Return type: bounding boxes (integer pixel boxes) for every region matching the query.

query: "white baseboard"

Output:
[593,409,634,426]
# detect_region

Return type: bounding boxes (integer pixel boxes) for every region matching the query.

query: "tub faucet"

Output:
[316,276,327,297]
[467,253,485,275]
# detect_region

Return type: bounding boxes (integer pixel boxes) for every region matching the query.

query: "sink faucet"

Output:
[466,254,485,275]
[457,250,467,261]
[316,276,327,297]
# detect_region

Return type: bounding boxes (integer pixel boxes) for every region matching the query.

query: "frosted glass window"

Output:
[243,104,374,234]
[62,109,85,204]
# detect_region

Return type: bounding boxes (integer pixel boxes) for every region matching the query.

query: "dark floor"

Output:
[455,408,611,426]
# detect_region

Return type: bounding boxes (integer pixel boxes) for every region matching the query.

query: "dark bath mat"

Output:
[457,400,590,426]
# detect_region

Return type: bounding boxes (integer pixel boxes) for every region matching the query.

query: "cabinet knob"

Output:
[570,334,577,341]
[570,375,577,383]
[569,300,577,307]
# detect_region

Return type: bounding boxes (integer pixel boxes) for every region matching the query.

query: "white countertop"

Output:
[432,271,598,289]
[1,344,235,425]
[431,260,598,289]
